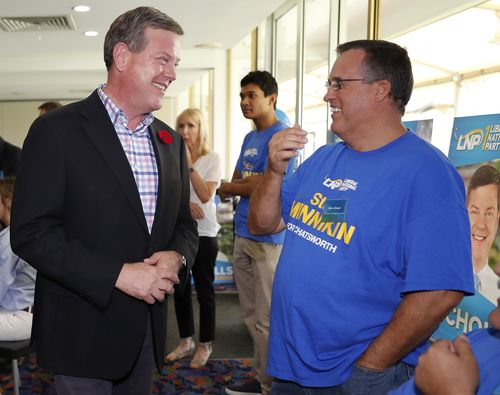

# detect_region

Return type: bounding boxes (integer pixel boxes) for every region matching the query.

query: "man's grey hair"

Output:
[104,6,184,71]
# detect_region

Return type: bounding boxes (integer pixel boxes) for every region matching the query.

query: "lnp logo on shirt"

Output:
[323,177,358,192]
[244,148,258,157]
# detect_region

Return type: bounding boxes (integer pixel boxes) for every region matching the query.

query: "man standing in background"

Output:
[11,7,197,395]
[37,101,62,116]
[219,71,296,395]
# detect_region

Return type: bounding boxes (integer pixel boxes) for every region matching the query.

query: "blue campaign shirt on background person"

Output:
[267,131,474,387]
[234,120,296,244]
[275,108,291,127]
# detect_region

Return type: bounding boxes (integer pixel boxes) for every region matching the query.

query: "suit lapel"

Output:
[80,92,149,234]
[148,121,177,238]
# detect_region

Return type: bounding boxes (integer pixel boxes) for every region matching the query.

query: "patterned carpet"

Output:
[0,354,255,394]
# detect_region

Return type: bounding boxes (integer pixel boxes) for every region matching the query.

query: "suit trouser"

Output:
[173,236,218,342]
[54,316,154,395]
[233,236,282,395]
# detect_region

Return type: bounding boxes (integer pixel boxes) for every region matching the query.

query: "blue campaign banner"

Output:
[448,113,500,167]
[214,252,234,285]
[432,292,495,340]
[189,251,235,285]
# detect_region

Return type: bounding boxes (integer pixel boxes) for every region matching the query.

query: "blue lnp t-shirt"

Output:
[389,329,500,395]
[234,121,295,244]
[268,131,474,387]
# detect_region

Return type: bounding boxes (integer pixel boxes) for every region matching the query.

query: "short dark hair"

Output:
[467,164,500,210]
[38,101,62,113]
[104,6,184,71]
[240,71,278,108]
[337,39,413,115]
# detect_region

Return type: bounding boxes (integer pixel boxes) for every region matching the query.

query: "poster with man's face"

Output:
[433,114,499,340]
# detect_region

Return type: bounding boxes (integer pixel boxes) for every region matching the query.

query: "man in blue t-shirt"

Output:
[248,40,474,395]
[219,71,295,395]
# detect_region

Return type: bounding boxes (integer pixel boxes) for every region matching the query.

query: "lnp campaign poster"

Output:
[433,116,499,340]
[448,113,500,167]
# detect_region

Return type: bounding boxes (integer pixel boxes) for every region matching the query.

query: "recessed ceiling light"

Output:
[73,5,91,12]
[83,31,99,37]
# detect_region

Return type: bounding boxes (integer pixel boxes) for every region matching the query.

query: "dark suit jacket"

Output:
[0,136,22,177]
[10,91,198,379]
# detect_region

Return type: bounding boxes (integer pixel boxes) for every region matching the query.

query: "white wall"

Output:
[0,100,72,147]
[0,47,229,175]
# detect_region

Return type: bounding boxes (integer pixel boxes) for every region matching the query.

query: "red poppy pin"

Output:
[158,130,173,145]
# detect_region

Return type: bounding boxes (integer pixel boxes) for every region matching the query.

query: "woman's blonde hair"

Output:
[176,108,210,157]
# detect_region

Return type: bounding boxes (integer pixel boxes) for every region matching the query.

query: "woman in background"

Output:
[0,177,36,340]
[166,108,221,368]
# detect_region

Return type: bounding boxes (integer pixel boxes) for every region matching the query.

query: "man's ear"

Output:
[112,42,129,72]
[374,80,391,102]
[268,93,277,107]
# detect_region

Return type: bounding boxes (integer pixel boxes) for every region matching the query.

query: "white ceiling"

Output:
[0,0,287,101]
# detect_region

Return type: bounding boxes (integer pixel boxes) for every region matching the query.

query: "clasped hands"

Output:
[115,251,183,304]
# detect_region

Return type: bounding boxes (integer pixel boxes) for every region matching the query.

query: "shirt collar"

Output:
[97,84,154,132]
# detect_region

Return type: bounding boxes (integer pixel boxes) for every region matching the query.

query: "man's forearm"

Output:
[221,181,253,198]
[248,169,286,235]
[358,290,464,370]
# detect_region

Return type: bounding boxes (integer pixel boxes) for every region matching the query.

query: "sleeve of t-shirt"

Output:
[402,158,474,295]
[204,152,222,187]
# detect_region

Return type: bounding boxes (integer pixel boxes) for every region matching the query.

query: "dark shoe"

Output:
[225,378,262,394]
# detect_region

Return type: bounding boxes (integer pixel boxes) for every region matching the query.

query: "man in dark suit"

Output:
[0,137,21,177]
[10,7,198,395]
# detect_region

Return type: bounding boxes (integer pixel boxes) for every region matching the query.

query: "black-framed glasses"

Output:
[325,77,370,91]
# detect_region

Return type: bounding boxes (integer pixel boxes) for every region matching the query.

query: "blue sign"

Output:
[448,113,500,167]
[189,252,235,286]
[432,292,494,340]
[214,257,234,284]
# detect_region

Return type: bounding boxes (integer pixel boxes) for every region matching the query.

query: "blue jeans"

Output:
[270,361,414,395]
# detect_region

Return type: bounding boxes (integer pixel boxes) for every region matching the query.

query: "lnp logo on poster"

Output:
[448,114,500,167]
[454,124,500,152]
[455,128,483,151]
